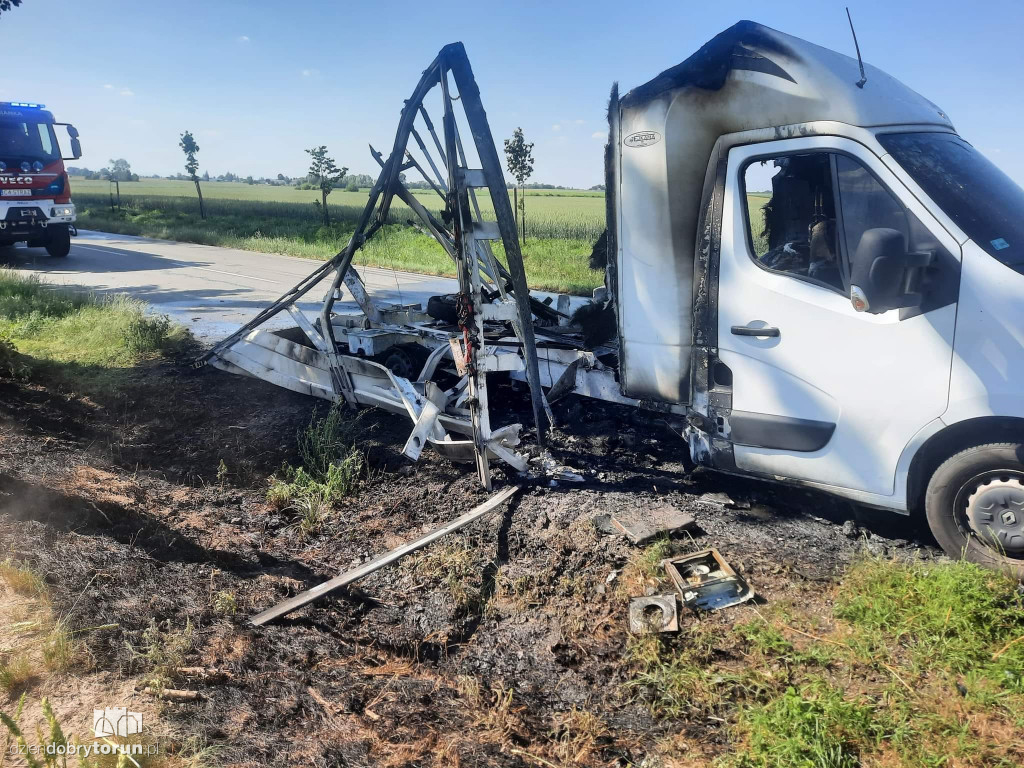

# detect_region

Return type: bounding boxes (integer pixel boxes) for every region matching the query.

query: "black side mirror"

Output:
[54,123,81,160]
[849,228,933,314]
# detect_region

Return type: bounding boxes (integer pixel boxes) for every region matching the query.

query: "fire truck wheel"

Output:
[45,227,71,258]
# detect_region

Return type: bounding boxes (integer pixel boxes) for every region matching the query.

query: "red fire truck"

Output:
[0,102,81,257]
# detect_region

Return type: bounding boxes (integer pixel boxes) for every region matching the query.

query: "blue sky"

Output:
[3,0,1023,188]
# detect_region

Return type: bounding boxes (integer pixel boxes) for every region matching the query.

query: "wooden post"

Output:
[513,185,518,241]
[521,186,526,243]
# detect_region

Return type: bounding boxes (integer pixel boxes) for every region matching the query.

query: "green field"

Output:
[72,178,606,240]
[73,177,606,294]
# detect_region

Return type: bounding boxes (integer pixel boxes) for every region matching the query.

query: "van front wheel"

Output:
[925,443,1024,578]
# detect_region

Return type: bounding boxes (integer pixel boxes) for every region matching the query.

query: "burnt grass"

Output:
[0,355,940,766]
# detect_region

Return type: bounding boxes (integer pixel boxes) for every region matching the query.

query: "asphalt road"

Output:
[3,230,467,340]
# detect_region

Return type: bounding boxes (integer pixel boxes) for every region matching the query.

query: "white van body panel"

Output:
[946,240,1024,425]
[717,136,961,499]
[617,96,693,404]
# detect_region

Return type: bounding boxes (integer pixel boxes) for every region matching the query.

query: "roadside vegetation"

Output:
[72,182,604,295]
[266,404,366,536]
[621,544,1024,768]
[0,269,187,394]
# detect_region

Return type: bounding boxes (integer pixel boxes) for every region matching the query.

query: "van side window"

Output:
[743,153,844,292]
[834,154,947,269]
[834,155,910,259]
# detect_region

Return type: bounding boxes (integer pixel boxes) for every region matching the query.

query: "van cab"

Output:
[611,21,1024,575]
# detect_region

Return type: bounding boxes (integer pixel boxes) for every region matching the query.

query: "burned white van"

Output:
[203,23,1024,576]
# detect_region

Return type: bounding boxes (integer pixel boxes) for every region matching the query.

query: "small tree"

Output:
[107,158,133,182]
[305,146,347,226]
[104,158,133,210]
[179,131,205,219]
[503,127,534,242]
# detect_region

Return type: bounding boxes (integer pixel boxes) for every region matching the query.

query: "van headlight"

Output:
[51,206,74,217]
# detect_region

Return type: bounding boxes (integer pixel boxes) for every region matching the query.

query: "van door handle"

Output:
[731,325,780,338]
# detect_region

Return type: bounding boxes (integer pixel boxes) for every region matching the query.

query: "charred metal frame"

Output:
[197,43,580,489]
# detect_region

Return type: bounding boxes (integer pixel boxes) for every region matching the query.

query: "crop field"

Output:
[72,177,606,241]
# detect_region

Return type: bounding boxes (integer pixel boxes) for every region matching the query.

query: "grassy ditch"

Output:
[0,269,187,394]
[74,193,603,296]
[266,404,366,537]
[621,545,1024,767]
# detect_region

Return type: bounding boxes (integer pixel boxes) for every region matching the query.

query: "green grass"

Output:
[75,190,602,294]
[620,555,1024,768]
[735,681,881,768]
[834,556,1024,686]
[0,270,187,393]
[747,192,771,255]
[130,618,195,691]
[266,404,365,535]
[405,541,482,611]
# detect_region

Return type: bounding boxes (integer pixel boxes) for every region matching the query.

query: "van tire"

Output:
[46,226,71,258]
[925,442,1024,579]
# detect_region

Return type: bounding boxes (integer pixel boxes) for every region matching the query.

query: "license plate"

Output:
[1,189,30,197]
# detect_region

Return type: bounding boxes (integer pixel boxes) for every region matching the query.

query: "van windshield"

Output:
[878,132,1024,273]
[0,120,59,163]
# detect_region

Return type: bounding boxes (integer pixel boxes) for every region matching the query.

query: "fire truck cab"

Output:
[0,102,81,258]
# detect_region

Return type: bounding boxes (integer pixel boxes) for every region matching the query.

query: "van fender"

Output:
[898,395,1024,514]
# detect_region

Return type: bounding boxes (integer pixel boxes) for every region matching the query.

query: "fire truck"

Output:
[0,102,81,257]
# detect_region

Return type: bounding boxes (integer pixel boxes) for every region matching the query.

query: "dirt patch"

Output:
[0,355,940,766]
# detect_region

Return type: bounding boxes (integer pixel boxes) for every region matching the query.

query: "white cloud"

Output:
[237,35,250,42]
[591,131,604,140]
[301,68,320,77]
[552,123,561,131]
[574,119,586,125]
[103,83,113,90]
[120,89,135,97]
